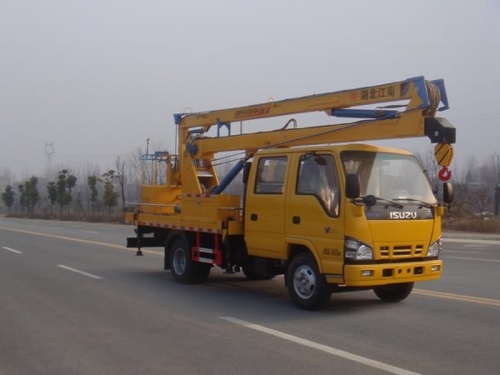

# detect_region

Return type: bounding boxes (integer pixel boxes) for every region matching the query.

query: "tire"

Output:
[241,266,260,280]
[169,237,210,284]
[195,263,211,283]
[287,252,330,310]
[373,282,414,302]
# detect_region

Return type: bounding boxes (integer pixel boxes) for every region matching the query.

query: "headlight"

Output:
[344,238,373,260]
[427,238,442,257]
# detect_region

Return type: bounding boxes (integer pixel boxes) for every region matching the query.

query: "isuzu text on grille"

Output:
[390,211,418,219]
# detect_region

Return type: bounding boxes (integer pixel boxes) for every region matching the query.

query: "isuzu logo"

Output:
[390,211,417,219]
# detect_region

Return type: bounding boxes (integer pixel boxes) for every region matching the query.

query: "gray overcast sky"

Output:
[1,0,499,180]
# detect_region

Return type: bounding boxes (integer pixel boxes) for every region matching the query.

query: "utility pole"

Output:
[44,142,54,179]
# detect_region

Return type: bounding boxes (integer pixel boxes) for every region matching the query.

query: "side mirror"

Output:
[443,182,454,204]
[345,174,360,199]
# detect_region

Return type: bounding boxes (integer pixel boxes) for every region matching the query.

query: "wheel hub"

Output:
[172,248,186,275]
[293,265,316,299]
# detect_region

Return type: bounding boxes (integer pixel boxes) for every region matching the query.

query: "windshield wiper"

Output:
[392,198,433,209]
[361,195,404,209]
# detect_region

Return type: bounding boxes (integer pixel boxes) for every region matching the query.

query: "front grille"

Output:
[379,244,424,258]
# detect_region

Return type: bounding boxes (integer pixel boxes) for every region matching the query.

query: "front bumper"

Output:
[328,260,443,287]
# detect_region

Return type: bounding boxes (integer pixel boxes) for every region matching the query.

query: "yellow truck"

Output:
[126,76,455,310]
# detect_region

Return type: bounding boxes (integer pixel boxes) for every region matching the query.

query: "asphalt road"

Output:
[1,217,499,375]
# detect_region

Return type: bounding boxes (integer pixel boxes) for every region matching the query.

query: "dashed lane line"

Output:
[0,226,161,256]
[57,265,103,280]
[2,246,22,254]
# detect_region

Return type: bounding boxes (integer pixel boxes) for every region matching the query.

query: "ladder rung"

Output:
[196,170,214,178]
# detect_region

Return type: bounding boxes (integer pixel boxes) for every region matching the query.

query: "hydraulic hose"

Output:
[425,80,441,116]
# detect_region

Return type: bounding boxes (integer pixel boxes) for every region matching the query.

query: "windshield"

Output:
[341,151,437,204]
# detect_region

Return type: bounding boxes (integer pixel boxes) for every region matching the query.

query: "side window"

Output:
[297,154,340,216]
[254,156,287,194]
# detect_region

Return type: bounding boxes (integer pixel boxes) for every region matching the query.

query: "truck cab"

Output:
[244,144,448,309]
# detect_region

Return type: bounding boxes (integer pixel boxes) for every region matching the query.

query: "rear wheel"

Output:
[195,263,211,283]
[169,237,210,284]
[287,253,330,310]
[373,282,414,302]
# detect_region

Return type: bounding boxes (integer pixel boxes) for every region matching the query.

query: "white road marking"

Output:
[57,265,103,279]
[2,246,22,254]
[220,316,421,375]
[0,226,162,256]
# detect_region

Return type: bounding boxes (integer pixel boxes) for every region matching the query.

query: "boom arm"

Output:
[173,76,455,193]
[174,76,448,131]
[187,114,454,157]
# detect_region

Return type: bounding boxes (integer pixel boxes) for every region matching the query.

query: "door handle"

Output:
[292,216,300,224]
[250,213,258,221]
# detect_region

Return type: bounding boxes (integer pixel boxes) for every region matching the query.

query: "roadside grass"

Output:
[443,215,500,233]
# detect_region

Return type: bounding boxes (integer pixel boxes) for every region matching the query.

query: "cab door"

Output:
[285,153,345,277]
[244,155,288,259]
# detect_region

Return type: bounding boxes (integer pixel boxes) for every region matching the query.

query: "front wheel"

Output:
[287,253,330,310]
[373,282,414,302]
[169,237,210,284]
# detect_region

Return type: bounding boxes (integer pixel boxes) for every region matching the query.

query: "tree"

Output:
[47,181,57,217]
[415,148,440,191]
[24,176,40,216]
[447,162,468,218]
[66,173,77,215]
[56,169,78,217]
[67,174,77,198]
[114,156,128,213]
[128,146,150,185]
[18,184,26,214]
[126,148,143,204]
[87,174,99,215]
[102,170,118,219]
[1,185,15,213]
[469,185,493,219]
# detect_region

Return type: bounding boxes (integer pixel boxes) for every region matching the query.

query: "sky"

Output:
[1,0,499,182]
